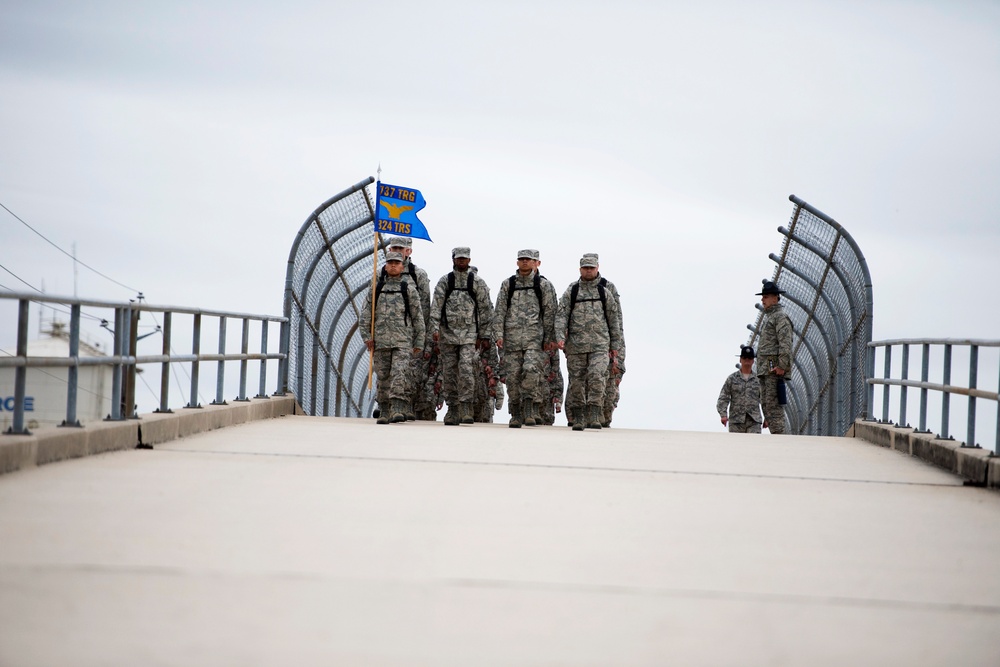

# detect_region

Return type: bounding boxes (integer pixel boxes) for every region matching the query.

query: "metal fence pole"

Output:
[866,344,876,420]
[109,307,124,421]
[125,305,138,419]
[212,316,227,405]
[157,312,172,413]
[899,343,909,427]
[918,343,929,432]
[237,318,250,402]
[61,303,82,427]
[5,299,31,435]
[941,344,952,439]
[256,320,269,399]
[967,344,978,447]
[882,345,891,423]
[187,313,202,409]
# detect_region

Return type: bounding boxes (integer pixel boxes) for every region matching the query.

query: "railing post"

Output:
[966,344,978,448]
[918,343,929,432]
[211,316,227,405]
[881,345,891,423]
[61,303,82,427]
[108,307,124,421]
[256,320,269,399]
[125,305,138,419]
[236,318,250,402]
[941,343,952,439]
[996,357,1000,455]
[276,319,290,396]
[899,343,909,427]
[157,312,173,413]
[865,343,875,421]
[187,313,202,409]
[4,299,31,435]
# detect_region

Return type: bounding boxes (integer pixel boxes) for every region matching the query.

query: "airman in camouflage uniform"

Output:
[360,252,425,424]
[717,345,763,433]
[557,255,624,431]
[492,249,557,428]
[755,280,793,434]
[430,247,494,425]
[384,236,433,421]
[564,254,625,428]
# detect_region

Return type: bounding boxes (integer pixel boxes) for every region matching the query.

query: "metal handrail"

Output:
[1,290,288,435]
[866,338,999,452]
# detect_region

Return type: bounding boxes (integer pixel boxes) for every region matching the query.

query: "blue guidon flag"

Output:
[374,181,431,241]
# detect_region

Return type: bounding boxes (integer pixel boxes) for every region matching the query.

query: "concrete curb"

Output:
[852,419,997,488]
[0,396,302,476]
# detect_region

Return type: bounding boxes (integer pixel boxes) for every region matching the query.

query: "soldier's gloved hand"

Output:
[365,340,374,352]
[721,417,728,427]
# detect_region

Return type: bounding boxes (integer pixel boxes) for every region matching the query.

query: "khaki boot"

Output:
[390,399,407,423]
[571,407,585,431]
[522,399,536,427]
[508,403,522,428]
[460,402,474,424]
[444,405,459,426]
[405,399,416,421]
[586,404,603,429]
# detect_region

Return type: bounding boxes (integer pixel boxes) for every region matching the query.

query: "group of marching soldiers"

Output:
[360,237,625,430]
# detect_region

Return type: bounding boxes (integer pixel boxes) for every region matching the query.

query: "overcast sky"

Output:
[1,0,998,433]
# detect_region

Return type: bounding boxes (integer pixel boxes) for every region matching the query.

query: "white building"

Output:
[0,321,113,432]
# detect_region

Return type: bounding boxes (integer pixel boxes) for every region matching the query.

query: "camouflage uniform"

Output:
[381,239,433,421]
[717,370,763,433]
[359,265,425,422]
[492,255,556,427]
[557,259,623,430]
[430,249,494,424]
[538,347,564,425]
[563,256,626,428]
[757,301,793,434]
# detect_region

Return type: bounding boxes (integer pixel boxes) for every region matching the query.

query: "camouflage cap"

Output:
[385,251,404,263]
[386,236,412,249]
[580,255,599,268]
[452,247,471,259]
[583,252,599,261]
[517,249,539,260]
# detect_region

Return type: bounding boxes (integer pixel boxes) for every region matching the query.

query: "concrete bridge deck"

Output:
[2,415,1000,665]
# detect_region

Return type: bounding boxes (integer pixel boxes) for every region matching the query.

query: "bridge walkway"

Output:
[1,416,999,665]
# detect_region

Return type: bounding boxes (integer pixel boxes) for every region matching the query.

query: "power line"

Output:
[0,199,140,293]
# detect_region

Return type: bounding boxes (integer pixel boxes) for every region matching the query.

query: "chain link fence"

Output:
[281,177,386,417]
[748,195,874,436]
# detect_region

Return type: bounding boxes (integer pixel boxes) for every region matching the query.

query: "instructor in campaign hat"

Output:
[755,280,793,434]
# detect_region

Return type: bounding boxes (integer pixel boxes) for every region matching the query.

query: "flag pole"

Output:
[369,173,381,391]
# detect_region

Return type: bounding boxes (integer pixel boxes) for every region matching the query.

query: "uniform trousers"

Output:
[439,343,478,405]
[729,415,763,434]
[502,348,544,408]
[566,351,609,408]
[374,348,412,405]
[759,374,787,434]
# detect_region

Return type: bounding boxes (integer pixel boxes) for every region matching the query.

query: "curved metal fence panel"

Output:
[281,177,385,417]
[748,195,874,436]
